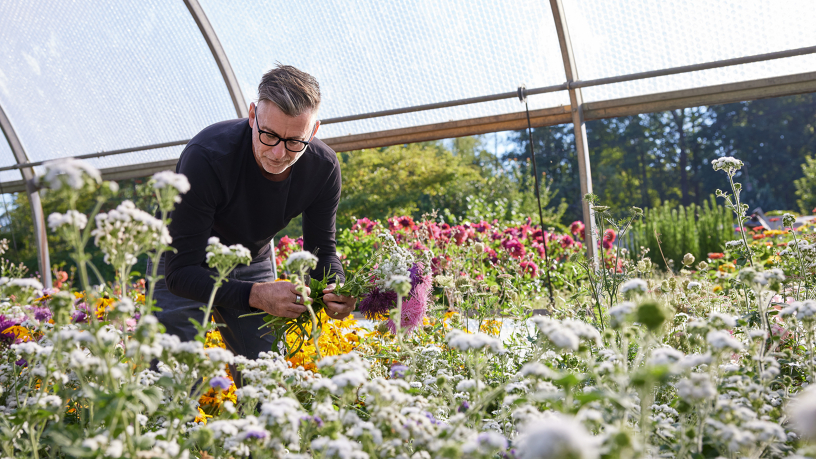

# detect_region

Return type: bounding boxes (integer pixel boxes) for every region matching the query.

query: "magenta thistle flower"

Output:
[388,262,431,335]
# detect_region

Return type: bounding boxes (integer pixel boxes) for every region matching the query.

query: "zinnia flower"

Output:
[560,235,575,248]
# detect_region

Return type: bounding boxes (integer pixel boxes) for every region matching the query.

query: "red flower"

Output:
[603,228,616,244]
[502,239,526,259]
[708,252,725,259]
[352,217,377,234]
[560,235,574,248]
[520,261,539,277]
[474,220,491,233]
[388,216,416,232]
[453,226,469,246]
[569,220,585,238]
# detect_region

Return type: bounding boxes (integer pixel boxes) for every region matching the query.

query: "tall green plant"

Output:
[627,195,735,269]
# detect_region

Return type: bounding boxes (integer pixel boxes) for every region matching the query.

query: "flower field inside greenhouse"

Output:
[4,156,816,459]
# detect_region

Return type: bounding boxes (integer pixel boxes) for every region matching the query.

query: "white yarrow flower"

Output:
[514,413,599,459]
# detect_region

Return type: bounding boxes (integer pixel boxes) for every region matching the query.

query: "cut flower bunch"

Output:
[2,156,816,458]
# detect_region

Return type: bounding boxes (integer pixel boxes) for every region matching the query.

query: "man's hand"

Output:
[249,281,311,319]
[323,283,357,320]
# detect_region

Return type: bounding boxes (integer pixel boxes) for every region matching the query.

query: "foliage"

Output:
[627,195,736,269]
[795,155,816,215]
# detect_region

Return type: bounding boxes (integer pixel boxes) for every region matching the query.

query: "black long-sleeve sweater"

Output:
[163,118,344,312]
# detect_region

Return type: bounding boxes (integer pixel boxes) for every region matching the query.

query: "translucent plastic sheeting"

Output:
[199,0,569,139]
[0,1,236,165]
[562,0,816,102]
[0,139,22,185]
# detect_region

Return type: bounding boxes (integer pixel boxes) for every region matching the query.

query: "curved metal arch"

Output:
[549,0,598,264]
[0,103,52,288]
[184,0,248,118]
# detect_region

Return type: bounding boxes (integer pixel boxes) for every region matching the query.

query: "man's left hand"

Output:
[323,283,357,320]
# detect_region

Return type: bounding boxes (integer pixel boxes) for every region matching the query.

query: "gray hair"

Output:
[257,64,321,117]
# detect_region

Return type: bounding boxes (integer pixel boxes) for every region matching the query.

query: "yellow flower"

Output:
[286,310,365,371]
[718,262,736,273]
[95,297,116,318]
[479,319,502,336]
[712,285,723,293]
[194,406,212,424]
[3,325,32,343]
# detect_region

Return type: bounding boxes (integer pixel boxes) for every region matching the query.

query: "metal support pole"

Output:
[0,104,52,288]
[184,0,248,118]
[550,0,597,264]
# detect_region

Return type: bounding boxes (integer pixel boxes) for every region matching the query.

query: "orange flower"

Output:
[2,325,32,343]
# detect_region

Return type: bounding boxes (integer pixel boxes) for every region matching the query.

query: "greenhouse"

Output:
[1,0,816,457]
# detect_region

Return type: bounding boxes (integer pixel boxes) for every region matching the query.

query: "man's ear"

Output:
[310,119,321,141]
[248,102,256,126]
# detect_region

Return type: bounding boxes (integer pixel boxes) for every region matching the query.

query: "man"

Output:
[151,65,356,362]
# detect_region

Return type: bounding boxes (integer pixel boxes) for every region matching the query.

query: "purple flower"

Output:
[458,401,470,413]
[30,307,52,322]
[300,415,324,428]
[15,358,27,367]
[243,429,268,440]
[390,365,409,379]
[72,310,88,323]
[358,287,396,320]
[209,376,232,390]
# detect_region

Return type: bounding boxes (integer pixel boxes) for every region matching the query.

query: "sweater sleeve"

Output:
[163,146,255,311]
[302,160,345,285]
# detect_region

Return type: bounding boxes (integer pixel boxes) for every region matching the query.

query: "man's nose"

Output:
[269,143,288,160]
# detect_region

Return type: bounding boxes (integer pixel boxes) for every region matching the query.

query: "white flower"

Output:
[649,347,685,366]
[725,240,743,248]
[446,329,505,354]
[712,156,744,174]
[92,200,171,267]
[676,373,716,403]
[708,312,737,329]
[788,385,816,439]
[206,238,252,270]
[152,171,191,194]
[48,210,88,231]
[706,330,743,352]
[385,275,412,296]
[686,281,701,290]
[518,362,556,379]
[285,251,319,273]
[780,300,816,321]
[514,413,599,459]
[39,157,101,190]
[608,301,635,328]
[620,278,648,294]
[8,278,44,291]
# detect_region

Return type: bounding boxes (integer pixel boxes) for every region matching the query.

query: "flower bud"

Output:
[682,253,695,267]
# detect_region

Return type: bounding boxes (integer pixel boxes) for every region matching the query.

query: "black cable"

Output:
[519,86,555,306]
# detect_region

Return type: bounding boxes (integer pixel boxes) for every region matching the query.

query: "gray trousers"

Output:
[149,255,278,374]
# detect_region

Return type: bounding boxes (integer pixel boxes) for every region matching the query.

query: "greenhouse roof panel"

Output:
[564,0,816,101]
[0,1,236,164]
[199,0,569,137]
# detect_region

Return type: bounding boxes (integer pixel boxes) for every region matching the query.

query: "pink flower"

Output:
[502,239,526,259]
[520,261,539,277]
[453,226,469,245]
[569,221,585,238]
[388,262,431,334]
[560,235,575,248]
[603,228,616,244]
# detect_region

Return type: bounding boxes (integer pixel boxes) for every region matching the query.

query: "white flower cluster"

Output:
[532,316,601,351]
[780,300,816,321]
[47,210,88,231]
[151,171,191,194]
[92,200,171,266]
[513,412,599,459]
[619,278,648,294]
[711,156,744,174]
[446,329,505,355]
[285,250,318,273]
[676,373,716,403]
[205,237,252,270]
[372,234,414,289]
[39,158,102,190]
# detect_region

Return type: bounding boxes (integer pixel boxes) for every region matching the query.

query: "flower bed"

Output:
[0,157,815,458]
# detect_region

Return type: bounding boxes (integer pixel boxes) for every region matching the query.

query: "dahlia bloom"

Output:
[502,239,526,259]
[560,235,575,248]
[520,261,539,277]
[569,220,585,238]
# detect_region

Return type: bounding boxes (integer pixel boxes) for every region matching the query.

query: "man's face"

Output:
[248,101,320,176]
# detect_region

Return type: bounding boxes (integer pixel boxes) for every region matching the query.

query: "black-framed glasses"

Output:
[255,117,315,152]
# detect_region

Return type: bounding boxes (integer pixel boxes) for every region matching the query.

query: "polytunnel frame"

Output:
[2,1,816,278]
